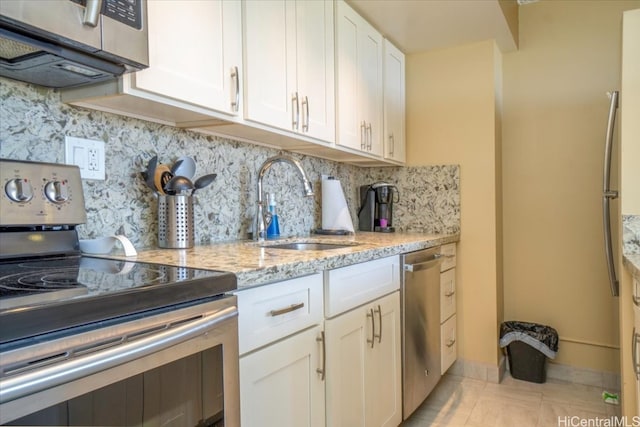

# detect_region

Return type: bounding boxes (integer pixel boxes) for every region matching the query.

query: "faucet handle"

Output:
[264,211,273,227]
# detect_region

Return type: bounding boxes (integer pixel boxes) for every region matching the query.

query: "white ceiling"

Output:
[346,0,519,54]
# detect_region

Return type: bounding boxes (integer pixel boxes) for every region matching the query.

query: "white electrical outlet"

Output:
[65,136,105,180]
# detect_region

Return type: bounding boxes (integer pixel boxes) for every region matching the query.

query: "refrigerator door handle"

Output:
[603,90,619,297]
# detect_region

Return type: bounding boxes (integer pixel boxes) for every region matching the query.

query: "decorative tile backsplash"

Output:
[0,78,460,248]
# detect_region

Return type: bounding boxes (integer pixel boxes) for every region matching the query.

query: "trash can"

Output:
[499,321,558,383]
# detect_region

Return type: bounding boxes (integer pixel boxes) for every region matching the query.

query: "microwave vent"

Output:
[0,37,38,60]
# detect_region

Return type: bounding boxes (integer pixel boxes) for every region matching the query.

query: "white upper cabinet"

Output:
[63,0,405,165]
[243,0,335,143]
[134,0,242,115]
[383,39,406,163]
[335,0,383,157]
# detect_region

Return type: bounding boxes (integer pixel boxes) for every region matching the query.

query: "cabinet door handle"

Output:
[316,331,326,381]
[366,308,375,348]
[269,302,305,317]
[634,328,640,379]
[389,133,394,156]
[231,66,240,112]
[301,96,309,132]
[634,280,640,307]
[444,290,455,297]
[374,304,382,343]
[360,121,366,149]
[292,92,300,131]
[366,123,372,150]
[446,338,456,348]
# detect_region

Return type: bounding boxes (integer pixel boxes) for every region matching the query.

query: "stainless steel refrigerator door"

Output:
[603,90,619,297]
[402,248,442,419]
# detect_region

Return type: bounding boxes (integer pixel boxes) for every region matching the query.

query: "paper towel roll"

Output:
[322,178,354,232]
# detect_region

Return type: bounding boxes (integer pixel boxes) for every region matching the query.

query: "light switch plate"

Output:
[65,136,105,180]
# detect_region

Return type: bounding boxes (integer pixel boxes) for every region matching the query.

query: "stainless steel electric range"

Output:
[0,159,240,426]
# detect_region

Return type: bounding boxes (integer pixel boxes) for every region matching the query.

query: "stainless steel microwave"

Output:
[0,0,148,88]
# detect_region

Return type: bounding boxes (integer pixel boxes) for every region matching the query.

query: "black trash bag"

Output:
[499,321,558,359]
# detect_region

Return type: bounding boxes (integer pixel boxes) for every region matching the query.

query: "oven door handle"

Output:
[0,305,238,404]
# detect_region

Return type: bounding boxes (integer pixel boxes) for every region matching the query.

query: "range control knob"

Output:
[5,178,34,202]
[44,180,69,204]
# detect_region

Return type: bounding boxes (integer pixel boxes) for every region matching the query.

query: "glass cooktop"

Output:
[0,256,236,345]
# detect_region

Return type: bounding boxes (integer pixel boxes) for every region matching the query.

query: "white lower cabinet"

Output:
[325,291,402,427]
[235,273,325,427]
[239,324,326,427]
[237,257,402,427]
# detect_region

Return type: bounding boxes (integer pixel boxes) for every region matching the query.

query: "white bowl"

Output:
[79,237,116,254]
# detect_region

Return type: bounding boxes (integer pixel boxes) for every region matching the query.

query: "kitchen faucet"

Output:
[254,155,314,241]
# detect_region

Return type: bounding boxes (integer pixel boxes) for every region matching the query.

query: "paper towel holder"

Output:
[320,176,355,233]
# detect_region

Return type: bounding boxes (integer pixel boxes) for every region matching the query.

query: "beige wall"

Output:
[406,40,503,366]
[502,0,640,372]
[407,0,639,373]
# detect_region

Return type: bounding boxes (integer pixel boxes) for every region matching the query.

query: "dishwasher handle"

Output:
[404,255,442,272]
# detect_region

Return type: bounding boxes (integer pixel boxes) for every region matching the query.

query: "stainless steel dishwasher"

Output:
[401,247,443,420]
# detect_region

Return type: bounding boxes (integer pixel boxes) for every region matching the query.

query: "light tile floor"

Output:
[401,373,622,427]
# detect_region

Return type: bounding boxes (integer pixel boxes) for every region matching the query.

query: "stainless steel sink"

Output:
[261,242,357,251]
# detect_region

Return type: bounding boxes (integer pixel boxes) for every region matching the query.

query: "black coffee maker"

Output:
[358,183,399,232]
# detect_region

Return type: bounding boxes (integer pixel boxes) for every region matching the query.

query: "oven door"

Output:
[0,296,239,426]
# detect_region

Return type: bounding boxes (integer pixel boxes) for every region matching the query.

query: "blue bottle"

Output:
[266,192,280,238]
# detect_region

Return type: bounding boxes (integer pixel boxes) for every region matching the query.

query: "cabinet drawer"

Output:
[441,314,457,374]
[440,268,456,323]
[440,243,456,272]
[235,273,323,355]
[325,256,400,318]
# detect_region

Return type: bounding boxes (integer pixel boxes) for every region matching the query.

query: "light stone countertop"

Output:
[103,232,459,289]
[624,254,640,279]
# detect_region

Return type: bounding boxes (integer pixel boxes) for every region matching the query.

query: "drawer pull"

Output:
[269,302,305,317]
[446,338,456,348]
[444,290,455,297]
